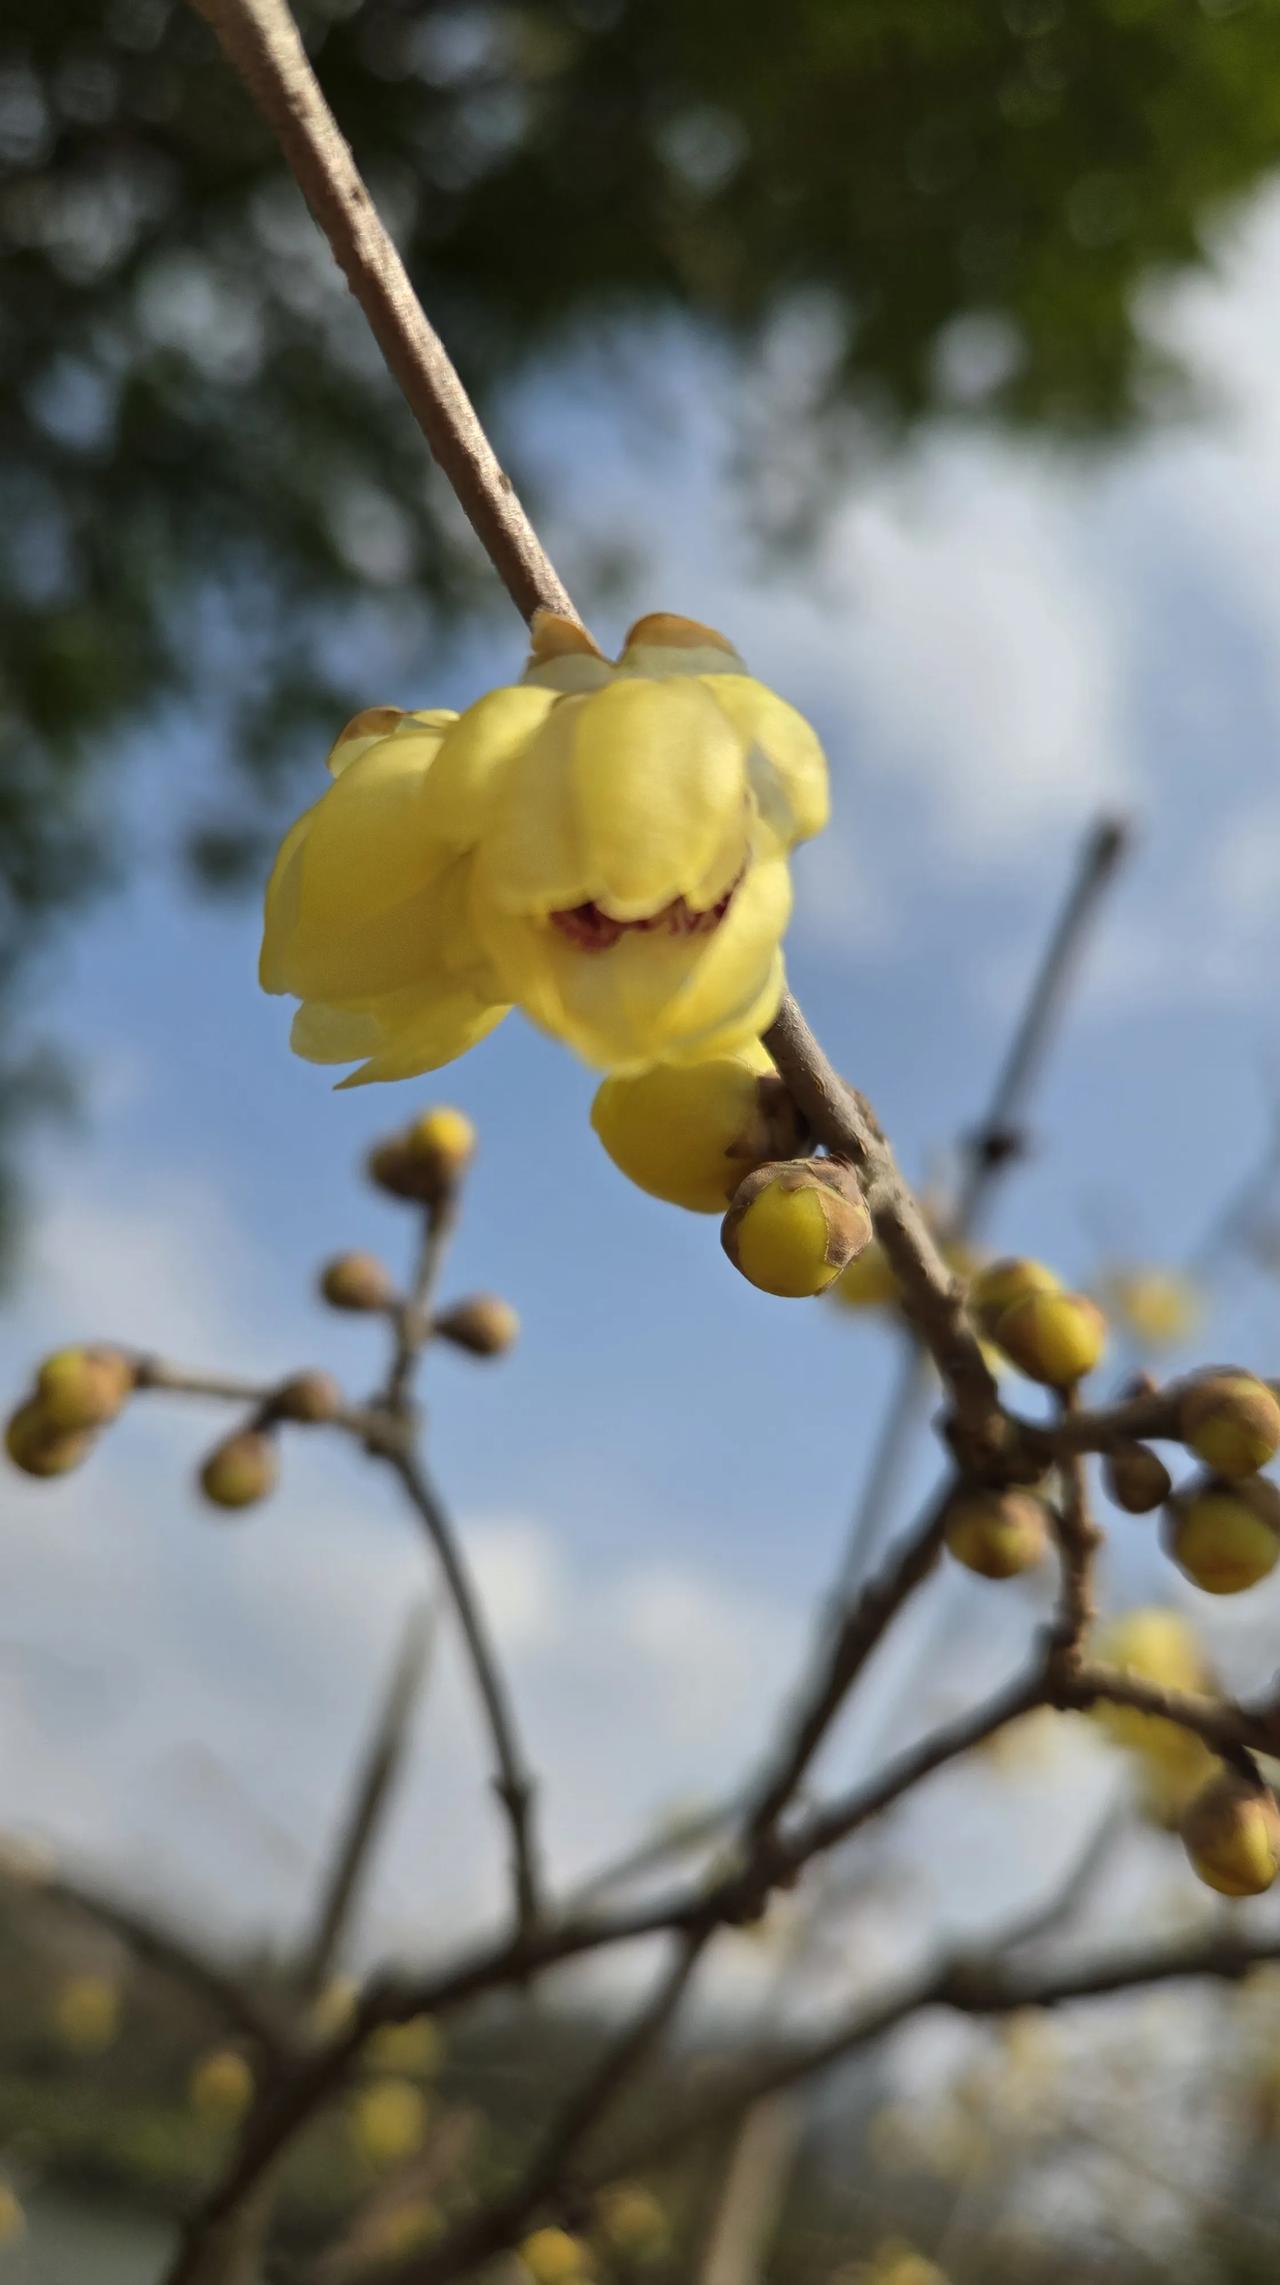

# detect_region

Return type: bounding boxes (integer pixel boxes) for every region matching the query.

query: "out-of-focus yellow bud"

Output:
[53,1973,119,2054]
[198,1429,279,1512]
[942,1488,1048,1580]
[591,1044,807,1213]
[517,2226,593,2283]
[0,2186,24,2245]
[1162,1478,1280,1595]
[594,2183,668,2261]
[435,1296,520,1357]
[863,2234,949,2284]
[366,2014,445,2078]
[4,1398,96,1479]
[189,2048,255,2121]
[405,1105,477,1184]
[273,1370,344,1423]
[1182,1771,1280,1897]
[1180,1371,1280,1480]
[319,1251,396,1312]
[967,1257,1060,1337]
[991,1290,1106,1387]
[1091,1607,1220,1826]
[1093,1608,1211,1696]
[1102,1442,1173,1515]
[722,1160,872,1298]
[348,2077,431,2167]
[828,1235,900,1310]
[1102,1267,1202,1351]
[35,1345,135,1431]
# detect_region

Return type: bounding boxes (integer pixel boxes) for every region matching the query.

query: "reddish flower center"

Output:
[549,871,744,954]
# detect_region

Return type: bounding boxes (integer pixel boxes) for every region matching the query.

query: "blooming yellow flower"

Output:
[260,612,828,1079]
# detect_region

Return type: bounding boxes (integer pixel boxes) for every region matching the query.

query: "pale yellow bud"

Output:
[1180,1371,1280,1479]
[1182,1771,1280,1897]
[722,1160,872,1299]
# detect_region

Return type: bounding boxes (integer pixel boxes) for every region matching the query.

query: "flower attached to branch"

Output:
[260,612,828,1081]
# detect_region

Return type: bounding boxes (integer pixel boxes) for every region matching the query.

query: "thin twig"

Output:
[187,0,577,629]
[384,1194,461,1415]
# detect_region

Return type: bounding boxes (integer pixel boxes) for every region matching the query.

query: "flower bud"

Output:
[517,2228,590,2284]
[319,1251,396,1313]
[348,2077,431,2167]
[967,1257,1060,1337]
[0,2188,24,2247]
[1180,1371,1280,1479]
[273,1370,344,1423]
[1181,1770,1280,1897]
[365,1136,429,1202]
[435,1296,520,1357]
[591,1045,807,1214]
[53,1973,119,2053]
[405,1106,477,1192]
[1162,1477,1280,1595]
[722,1160,872,1299]
[828,1235,900,1310]
[199,1429,279,1512]
[991,1290,1106,1387]
[942,1488,1049,1580]
[1102,1443,1173,1516]
[4,1399,95,1479]
[35,1345,134,1432]
[595,2184,668,2259]
[189,2047,255,2121]
[367,2013,445,2078]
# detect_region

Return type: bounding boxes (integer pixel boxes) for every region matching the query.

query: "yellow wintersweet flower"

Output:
[260,612,828,1079]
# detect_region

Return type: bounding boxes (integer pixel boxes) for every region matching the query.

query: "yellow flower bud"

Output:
[942,1489,1048,1580]
[1103,1266,1202,1350]
[517,2226,592,2283]
[189,2047,255,2120]
[319,1251,396,1312]
[53,1973,119,2054]
[991,1289,1106,1387]
[594,2183,668,2260]
[828,1235,900,1310]
[406,1105,477,1180]
[590,1044,807,1213]
[365,1136,430,1202]
[1182,1771,1280,1897]
[1180,1371,1280,1479]
[4,1398,96,1479]
[0,2187,24,2246]
[435,1295,520,1357]
[1093,1608,1210,1695]
[272,1369,344,1423]
[366,2013,445,2077]
[35,1345,134,1431]
[967,1257,1060,1337]
[199,1429,279,1512]
[1102,1442,1173,1515]
[1162,1478,1280,1595]
[348,2077,431,2167]
[721,1160,872,1298]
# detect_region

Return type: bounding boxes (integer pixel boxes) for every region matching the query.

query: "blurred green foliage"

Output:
[3,0,1280,1247]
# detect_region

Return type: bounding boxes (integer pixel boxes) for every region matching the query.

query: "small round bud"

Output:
[319,1251,396,1313]
[5,1399,96,1479]
[1162,1478,1280,1595]
[1102,1443,1173,1516]
[722,1161,872,1299]
[991,1290,1107,1387]
[405,1106,477,1187]
[1180,1371,1280,1479]
[967,1257,1060,1337]
[1181,1770,1280,1897]
[53,1973,119,2054]
[199,1429,279,1512]
[435,1296,520,1358]
[35,1345,134,1431]
[942,1488,1049,1580]
[273,1370,344,1424]
[828,1235,899,1310]
[1104,1266,1202,1351]
[595,2184,668,2260]
[591,1046,807,1214]
[367,2013,445,2078]
[348,2077,431,2167]
[365,1136,429,1202]
[189,2047,255,2121]
[517,2228,591,2284]
[0,2187,24,2247]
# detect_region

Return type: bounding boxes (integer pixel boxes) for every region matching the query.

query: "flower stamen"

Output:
[549,869,745,955]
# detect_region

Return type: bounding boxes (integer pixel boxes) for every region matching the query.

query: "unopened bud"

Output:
[405,1106,477,1192]
[199,1429,279,1512]
[35,1345,134,1432]
[273,1370,344,1424]
[942,1488,1049,1580]
[517,2228,589,2284]
[189,2047,255,2120]
[5,1399,95,1479]
[348,2077,431,2167]
[320,1251,396,1313]
[722,1160,872,1299]
[365,1136,428,1202]
[1180,1371,1280,1480]
[1162,1476,1280,1595]
[435,1296,520,1357]
[967,1258,1060,1338]
[1182,1770,1280,1897]
[1103,1443,1173,1516]
[991,1290,1106,1387]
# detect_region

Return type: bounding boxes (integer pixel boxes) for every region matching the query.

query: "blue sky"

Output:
[5,180,1280,1991]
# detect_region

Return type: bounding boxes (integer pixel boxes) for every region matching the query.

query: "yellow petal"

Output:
[427,685,558,844]
[334,993,508,1087]
[326,707,457,778]
[482,678,750,921]
[704,676,829,845]
[293,721,452,929]
[290,1002,382,1063]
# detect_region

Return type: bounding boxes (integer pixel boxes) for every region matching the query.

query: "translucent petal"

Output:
[293,721,452,930]
[326,707,457,778]
[618,613,746,679]
[334,994,508,1087]
[704,676,830,845]
[290,1001,383,1063]
[427,685,557,845]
